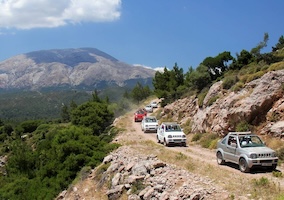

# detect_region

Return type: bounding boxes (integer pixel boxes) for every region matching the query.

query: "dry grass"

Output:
[268,61,284,71]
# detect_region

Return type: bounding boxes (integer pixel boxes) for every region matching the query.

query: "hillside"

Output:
[0,47,155,90]
[161,68,284,137]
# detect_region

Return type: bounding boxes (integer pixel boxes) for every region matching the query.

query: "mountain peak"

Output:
[25,48,118,67]
[0,47,155,90]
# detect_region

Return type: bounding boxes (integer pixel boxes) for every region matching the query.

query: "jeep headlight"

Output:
[168,135,172,138]
[250,153,258,159]
[271,152,277,157]
[182,135,186,138]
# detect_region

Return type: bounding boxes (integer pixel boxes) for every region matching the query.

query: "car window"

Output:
[150,118,156,122]
[165,125,181,131]
[239,135,265,148]
[228,136,237,147]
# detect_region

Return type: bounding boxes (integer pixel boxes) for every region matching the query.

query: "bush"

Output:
[246,71,265,83]
[231,82,245,92]
[236,121,250,132]
[199,133,219,149]
[19,120,43,133]
[222,75,239,90]
[206,95,219,106]
[191,133,203,142]
[252,177,269,187]
[268,61,284,71]
[197,89,208,107]
[276,147,284,161]
[182,121,192,135]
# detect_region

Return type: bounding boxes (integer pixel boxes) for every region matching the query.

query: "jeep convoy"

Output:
[135,103,279,173]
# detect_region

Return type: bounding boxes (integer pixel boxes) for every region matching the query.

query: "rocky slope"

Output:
[0,48,155,90]
[161,69,284,136]
[58,146,229,200]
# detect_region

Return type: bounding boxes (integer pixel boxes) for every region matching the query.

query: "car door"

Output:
[223,135,238,163]
[141,118,145,130]
[159,125,165,141]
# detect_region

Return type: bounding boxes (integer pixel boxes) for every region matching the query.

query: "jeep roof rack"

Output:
[228,132,252,136]
[163,122,178,125]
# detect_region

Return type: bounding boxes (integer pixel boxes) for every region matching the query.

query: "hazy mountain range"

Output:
[0,48,156,121]
[0,47,155,90]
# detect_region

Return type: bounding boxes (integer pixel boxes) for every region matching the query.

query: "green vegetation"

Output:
[191,133,220,149]
[235,121,251,132]
[0,94,120,199]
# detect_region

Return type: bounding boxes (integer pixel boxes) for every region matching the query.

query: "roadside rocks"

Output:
[100,146,228,200]
[161,69,284,136]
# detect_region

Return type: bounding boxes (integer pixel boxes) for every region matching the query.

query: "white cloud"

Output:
[0,0,121,29]
[133,64,153,70]
[133,64,167,72]
[153,67,166,72]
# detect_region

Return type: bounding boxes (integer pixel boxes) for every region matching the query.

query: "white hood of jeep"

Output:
[243,146,275,154]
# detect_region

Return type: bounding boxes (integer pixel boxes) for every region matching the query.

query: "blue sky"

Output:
[0,0,283,71]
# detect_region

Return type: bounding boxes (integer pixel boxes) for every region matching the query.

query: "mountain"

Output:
[0,47,155,90]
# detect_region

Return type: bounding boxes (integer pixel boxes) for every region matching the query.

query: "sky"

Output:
[0,0,283,72]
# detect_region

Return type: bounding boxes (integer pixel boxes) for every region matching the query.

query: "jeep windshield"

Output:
[165,125,181,132]
[239,135,265,148]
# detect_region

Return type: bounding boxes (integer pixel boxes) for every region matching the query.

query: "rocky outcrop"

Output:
[161,69,284,136]
[60,146,229,200]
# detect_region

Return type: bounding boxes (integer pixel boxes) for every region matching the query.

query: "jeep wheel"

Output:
[239,158,250,173]
[216,151,225,165]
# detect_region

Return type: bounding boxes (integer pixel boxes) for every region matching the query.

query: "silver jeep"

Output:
[216,132,278,172]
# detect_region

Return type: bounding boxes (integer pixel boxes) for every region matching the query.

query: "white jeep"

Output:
[141,116,159,133]
[157,122,187,147]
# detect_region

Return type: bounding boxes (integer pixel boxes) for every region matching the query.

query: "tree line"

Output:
[152,34,284,106]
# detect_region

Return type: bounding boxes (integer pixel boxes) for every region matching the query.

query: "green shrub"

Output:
[246,71,265,83]
[182,119,192,134]
[197,89,208,107]
[207,95,219,106]
[252,177,269,187]
[272,171,283,178]
[222,75,239,90]
[191,133,203,142]
[131,179,146,194]
[236,121,250,132]
[199,133,219,149]
[231,82,245,92]
[20,120,44,133]
[276,147,284,161]
[268,61,284,71]
[208,138,219,149]
[94,163,111,181]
